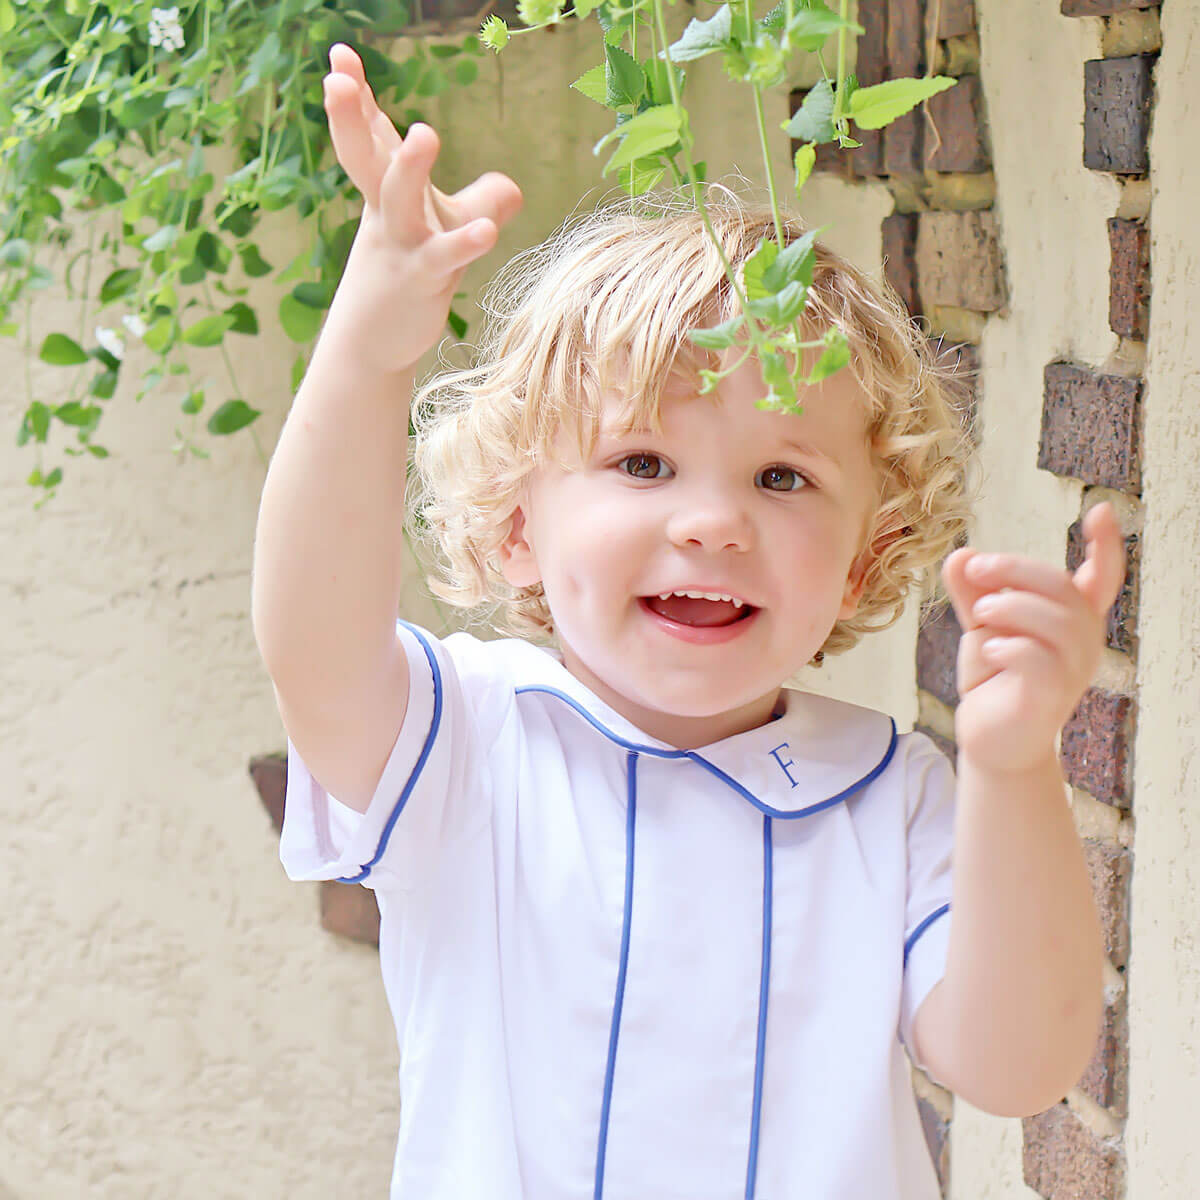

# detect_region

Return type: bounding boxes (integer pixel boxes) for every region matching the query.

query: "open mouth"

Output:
[639,592,759,628]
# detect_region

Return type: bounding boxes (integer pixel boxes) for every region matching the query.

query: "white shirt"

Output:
[281,621,955,1200]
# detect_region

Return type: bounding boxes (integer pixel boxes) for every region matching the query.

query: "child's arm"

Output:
[911,502,1127,1116]
[252,44,522,812]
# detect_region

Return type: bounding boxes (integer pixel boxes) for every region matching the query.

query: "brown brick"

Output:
[249,753,287,834]
[925,74,989,172]
[1083,840,1132,968]
[1038,364,1143,492]
[851,0,888,177]
[916,1092,951,1194]
[1066,517,1139,653]
[1062,0,1156,14]
[320,881,381,947]
[1060,688,1135,809]
[915,211,1007,311]
[1083,55,1156,175]
[1078,991,1129,1117]
[932,0,976,38]
[882,211,921,316]
[1023,1104,1124,1200]
[884,0,926,175]
[1107,218,1150,339]
[917,600,962,708]
[813,137,853,178]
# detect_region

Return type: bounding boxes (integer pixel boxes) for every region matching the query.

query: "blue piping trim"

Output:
[514,684,897,819]
[745,815,773,1200]
[904,903,951,966]
[594,751,638,1200]
[335,622,444,885]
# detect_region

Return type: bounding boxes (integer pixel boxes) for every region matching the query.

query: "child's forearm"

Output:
[252,320,415,703]
[918,753,1105,1116]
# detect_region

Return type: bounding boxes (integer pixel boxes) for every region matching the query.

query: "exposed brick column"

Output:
[249,754,381,946]
[1020,4,1159,1196]
[790,8,1004,1193]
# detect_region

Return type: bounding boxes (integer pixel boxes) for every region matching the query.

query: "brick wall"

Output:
[790,1,1160,1194]
[1019,4,1158,1196]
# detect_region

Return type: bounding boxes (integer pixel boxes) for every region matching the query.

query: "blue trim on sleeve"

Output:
[514,685,897,819]
[744,815,774,1200]
[594,751,639,1200]
[335,622,444,885]
[903,903,951,966]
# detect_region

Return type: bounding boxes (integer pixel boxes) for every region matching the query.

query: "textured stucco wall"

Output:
[3,6,1195,1197]
[1125,0,1200,1191]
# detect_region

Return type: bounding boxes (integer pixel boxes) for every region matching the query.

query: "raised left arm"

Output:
[912,503,1127,1117]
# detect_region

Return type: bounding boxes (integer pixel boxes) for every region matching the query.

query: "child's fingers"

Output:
[323,74,386,204]
[377,124,443,245]
[941,547,986,631]
[971,589,1074,653]
[1072,502,1126,617]
[329,42,367,86]
[422,219,500,278]
[440,170,524,237]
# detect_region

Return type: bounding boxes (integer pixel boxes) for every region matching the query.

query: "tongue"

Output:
[645,595,746,627]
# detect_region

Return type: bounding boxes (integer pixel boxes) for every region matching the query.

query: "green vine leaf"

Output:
[763,2,862,53]
[39,333,88,366]
[279,294,325,343]
[665,4,733,63]
[782,80,835,144]
[182,314,236,347]
[207,399,262,436]
[99,268,139,305]
[849,75,956,130]
[686,314,745,350]
[762,229,820,292]
[793,143,816,195]
[594,105,683,175]
[605,43,646,108]
[571,64,609,107]
[806,327,850,382]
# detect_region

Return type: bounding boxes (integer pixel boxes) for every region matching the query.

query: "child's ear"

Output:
[838,526,902,620]
[498,505,541,588]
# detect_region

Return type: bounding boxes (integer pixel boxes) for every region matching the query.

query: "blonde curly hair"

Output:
[409,185,974,661]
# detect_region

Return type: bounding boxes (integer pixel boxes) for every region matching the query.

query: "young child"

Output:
[252,43,1127,1200]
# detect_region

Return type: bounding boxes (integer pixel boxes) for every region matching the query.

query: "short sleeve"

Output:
[278,621,511,892]
[898,735,956,1068]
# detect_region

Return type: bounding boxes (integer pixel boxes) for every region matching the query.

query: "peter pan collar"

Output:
[496,637,897,819]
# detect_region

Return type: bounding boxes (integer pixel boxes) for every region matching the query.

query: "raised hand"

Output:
[320,43,523,373]
[941,502,1127,774]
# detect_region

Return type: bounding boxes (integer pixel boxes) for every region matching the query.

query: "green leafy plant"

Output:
[0,0,483,502]
[482,0,954,412]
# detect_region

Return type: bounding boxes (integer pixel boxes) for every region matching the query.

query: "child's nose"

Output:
[665,494,754,553]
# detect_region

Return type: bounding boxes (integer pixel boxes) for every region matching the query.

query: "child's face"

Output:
[500,352,881,748]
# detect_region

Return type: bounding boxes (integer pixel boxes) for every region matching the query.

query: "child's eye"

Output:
[757,465,809,492]
[618,453,673,480]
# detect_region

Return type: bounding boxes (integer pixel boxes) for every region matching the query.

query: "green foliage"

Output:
[497,0,956,414]
[2,0,482,501]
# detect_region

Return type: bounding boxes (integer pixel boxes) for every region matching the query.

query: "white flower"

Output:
[122,313,148,339]
[95,326,125,360]
[148,7,185,52]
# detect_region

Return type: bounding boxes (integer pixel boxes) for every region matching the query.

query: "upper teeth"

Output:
[658,590,746,607]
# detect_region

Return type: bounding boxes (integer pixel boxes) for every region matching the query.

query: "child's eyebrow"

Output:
[778,437,839,467]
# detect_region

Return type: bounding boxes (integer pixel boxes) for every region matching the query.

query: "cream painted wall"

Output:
[3,4,1195,1196]
[1126,0,1200,1191]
